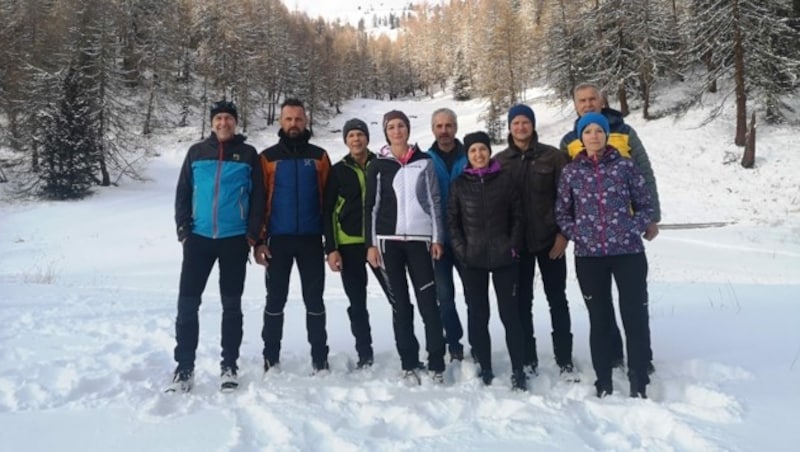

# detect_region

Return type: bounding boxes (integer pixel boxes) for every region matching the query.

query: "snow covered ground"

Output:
[1,90,799,451]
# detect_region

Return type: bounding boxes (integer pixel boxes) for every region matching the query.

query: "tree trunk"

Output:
[617,81,629,117]
[201,76,208,140]
[639,68,652,119]
[97,61,111,187]
[703,49,717,93]
[142,84,155,136]
[794,0,800,52]
[732,0,747,146]
[98,150,110,186]
[741,112,756,168]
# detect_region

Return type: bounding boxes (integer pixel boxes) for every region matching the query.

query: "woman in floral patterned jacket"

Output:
[555,112,654,399]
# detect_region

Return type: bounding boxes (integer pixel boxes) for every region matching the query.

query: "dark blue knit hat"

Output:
[507,104,535,129]
[576,112,610,139]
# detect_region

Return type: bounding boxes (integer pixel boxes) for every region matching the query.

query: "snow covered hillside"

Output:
[1,90,799,451]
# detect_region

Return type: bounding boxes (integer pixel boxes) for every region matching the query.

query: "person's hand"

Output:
[548,233,568,259]
[431,242,444,260]
[326,251,343,272]
[254,244,271,267]
[644,222,659,241]
[366,246,381,268]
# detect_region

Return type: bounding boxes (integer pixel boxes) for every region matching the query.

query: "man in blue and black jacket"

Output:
[254,98,332,374]
[170,100,265,393]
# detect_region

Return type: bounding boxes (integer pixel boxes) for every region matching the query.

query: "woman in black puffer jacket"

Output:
[447,131,527,391]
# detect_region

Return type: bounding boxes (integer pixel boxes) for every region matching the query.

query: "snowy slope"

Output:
[1,89,799,451]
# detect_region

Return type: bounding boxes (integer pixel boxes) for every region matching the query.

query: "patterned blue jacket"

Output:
[556,146,653,257]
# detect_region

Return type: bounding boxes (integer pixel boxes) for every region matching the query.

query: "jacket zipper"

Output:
[293,143,301,234]
[213,141,224,238]
[592,155,607,255]
[480,175,488,261]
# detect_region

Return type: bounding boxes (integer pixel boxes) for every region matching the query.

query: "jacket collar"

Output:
[278,128,312,147]
[464,158,502,177]
[208,133,246,146]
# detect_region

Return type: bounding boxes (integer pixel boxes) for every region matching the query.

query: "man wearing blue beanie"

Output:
[507,104,536,128]
[495,104,576,382]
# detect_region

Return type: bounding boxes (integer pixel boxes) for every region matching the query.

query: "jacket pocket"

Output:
[531,164,556,193]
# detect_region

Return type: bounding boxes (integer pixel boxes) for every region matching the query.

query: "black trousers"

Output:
[174,234,249,371]
[517,248,573,367]
[337,243,389,359]
[262,235,328,365]
[461,264,525,372]
[575,253,651,386]
[608,294,654,364]
[377,240,446,372]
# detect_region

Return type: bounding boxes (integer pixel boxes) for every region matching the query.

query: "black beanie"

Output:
[342,118,370,143]
[462,131,492,155]
[210,100,238,122]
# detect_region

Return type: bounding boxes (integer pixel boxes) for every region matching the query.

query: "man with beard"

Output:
[255,98,332,374]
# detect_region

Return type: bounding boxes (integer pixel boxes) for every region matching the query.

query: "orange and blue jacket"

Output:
[259,129,330,240]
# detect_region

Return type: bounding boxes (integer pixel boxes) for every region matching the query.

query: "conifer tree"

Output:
[37,67,100,200]
[452,50,472,101]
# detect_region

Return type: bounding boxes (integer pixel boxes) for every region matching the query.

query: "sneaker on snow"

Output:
[356,355,374,369]
[559,363,580,382]
[629,373,648,399]
[263,358,279,374]
[220,367,238,392]
[165,368,194,393]
[630,385,648,399]
[478,368,494,386]
[524,362,538,377]
[449,349,464,362]
[402,369,421,385]
[595,380,613,398]
[511,370,527,392]
[312,360,330,375]
[430,371,445,384]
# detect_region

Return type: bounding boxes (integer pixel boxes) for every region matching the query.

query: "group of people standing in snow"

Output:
[169,82,661,400]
